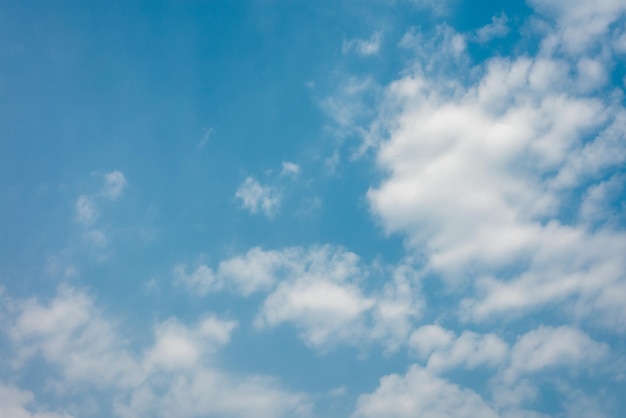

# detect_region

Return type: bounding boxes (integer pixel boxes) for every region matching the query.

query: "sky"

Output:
[1,0,626,417]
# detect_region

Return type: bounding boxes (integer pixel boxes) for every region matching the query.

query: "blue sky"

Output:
[1,0,626,417]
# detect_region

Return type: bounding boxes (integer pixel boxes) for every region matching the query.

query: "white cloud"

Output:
[217,246,299,295]
[474,13,510,43]
[173,264,220,296]
[355,324,613,417]
[115,370,313,418]
[503,325,610,384]
[102,171,128,201]
[75,195,97,225]
[579,173,625,224]
[368,262,424,352]
[3,286,312,418]
[175,246,422,351]
[235,177,280,218]
[352,365,499,418]
[174,247,300,296]
[343,31,383,56]
[9,286,142,388]
[253,247,422,350]
[144,316,237,371]
[576,57,607,92]
[410,326,508,372]
[399,25,467,73]
[409,324,455,359]
[256,272,375,347]
[249,246,369,348]
[321,76,380,150]
[0,382,73,418]
[527,0,626,55]
[280,161,300,177]
[558,386,614,418]
[365,20,626,330]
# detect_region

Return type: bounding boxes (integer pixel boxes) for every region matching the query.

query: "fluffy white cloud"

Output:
[3,287,310,418]
[352,365,499,418]
[173,264,220,295]
[102,171,128,201]
[9,286,142,388]
[528,0,626,55]
[398,25,467,75]
[409,324,455,358]
[352,324,615,417]
[503,325,610,384]
[235,177,280,218]
[366,15,626,330]
[280,161,300,176]
[247,245,405,349]
[114,369,312,418]
[343,31,383,56]
[256,271,375,348]
[369,263,423,352]
[0,382,73,418]
[247,246,422,350]
[174,246,302,296]
[474,13,509,43]
[410,325,508,372]
[175,245,422,350]
[144,316,237,371]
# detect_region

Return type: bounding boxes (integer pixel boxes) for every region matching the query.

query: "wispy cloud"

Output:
[474,13,509,43]
[343,31,383,56]
[102,170,127,201]
[280,161,300,177]
[197,127,214,149]
[75,195,98,225]
[235,176,281,218]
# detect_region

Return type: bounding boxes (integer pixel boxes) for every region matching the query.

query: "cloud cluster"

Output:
[0,287,312,418]
[366,2,626,330]
[357,323,614,417]
[343,31,384,56]
[340,2,626,416]
[235,177,281,218]
[73,171,128,260]
[0,383,73,418]
[176,245,422,351]
[474,13,509,43]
